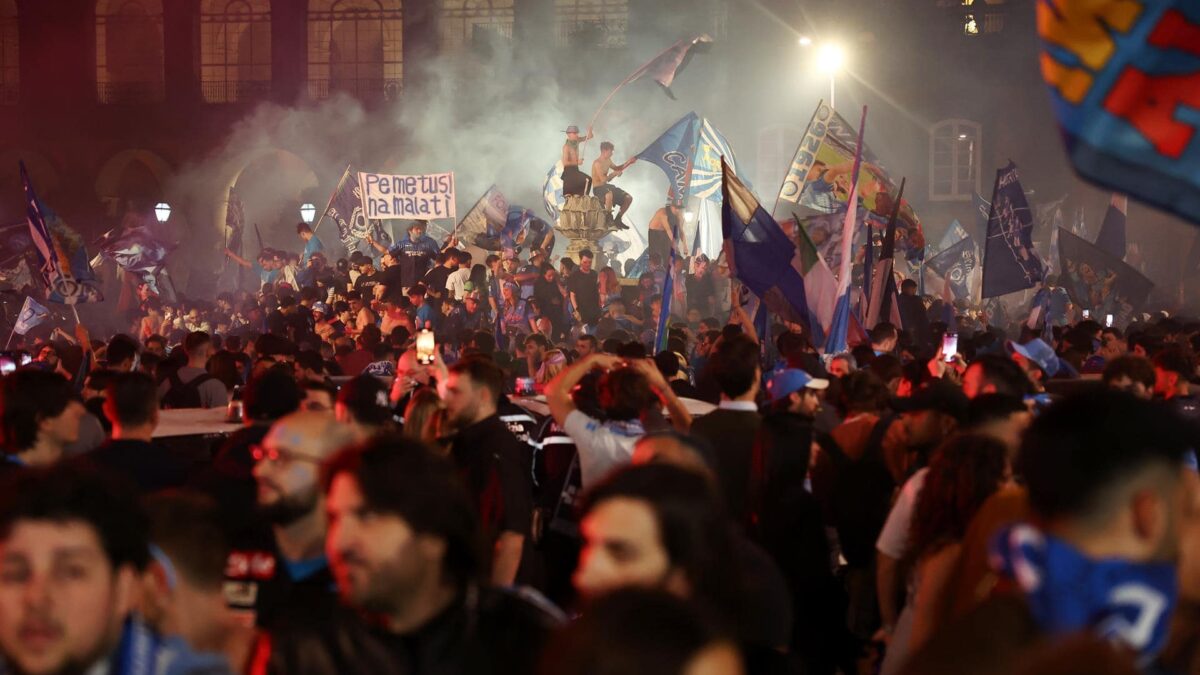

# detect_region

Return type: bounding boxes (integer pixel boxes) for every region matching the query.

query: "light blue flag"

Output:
[14,296,50,335]
[690,117,747,202]
[636,112,701,202]
[543,161,565,219]
[939,219,970,251]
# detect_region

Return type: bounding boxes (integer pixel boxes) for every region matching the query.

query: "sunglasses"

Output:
[250,444,323,465]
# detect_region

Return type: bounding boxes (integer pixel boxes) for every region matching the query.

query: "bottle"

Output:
[225,385,244,423]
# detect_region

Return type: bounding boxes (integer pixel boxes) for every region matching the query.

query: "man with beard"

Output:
[224,410,358,628]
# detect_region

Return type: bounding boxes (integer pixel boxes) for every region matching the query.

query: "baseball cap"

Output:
[349,251,369,265]
[766,368,829,402]
[564,125,580,134]
[892,379,969,422]
[1005,338,1062,377]
[311,302,329,315]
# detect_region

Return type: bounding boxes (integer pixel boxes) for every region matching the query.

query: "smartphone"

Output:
[515,377,536,397]
[1105,314,1113,327]
[415,329,436,365]
[0,357,15,375]
[941,333,958,363]
[1082,309,1091,319]
[17,353,29,365]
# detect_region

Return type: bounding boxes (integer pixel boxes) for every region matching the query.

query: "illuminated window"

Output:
[200,0,272,103]
[930,119,981,202]
[0,1,16,105]
[555,0,627,48]
[308,0,403,102]
[439,0,513,51]
[96,0,165,104]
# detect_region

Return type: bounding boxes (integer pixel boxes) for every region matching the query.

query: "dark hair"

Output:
[1102,354,1155,389]
[539,588,731,675]
[582,464,740,621]
[709,334,760,398]
[295,349,325,375]
[524,333,550,350]
[205,350,239,392]
[322,438,482,586]
[296,222,312,234]
[576,334,599,350]
[106,334,140,366]
[0,463,149,570]
[598,366,657,421]
[749,413,815,536]
[243,368,301,422]
[870,322,898,344]
[653,350,680,378]
[1152,344,1195,377]
[143,491,228,590]
[105,371,158,428]
[909,433,1009,559]
[1,370,76,452]
[967,354,1035,397]
[183,331,211,356]
[964,393,1027,430]
[599,141,615,152]
[336,374,394,428]
[838,370,889,415]
[447,356,504,406]
[1019,390,1193,521]
[579,249,594,260]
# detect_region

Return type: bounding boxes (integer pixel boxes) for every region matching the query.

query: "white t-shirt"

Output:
[876,467,929,560]
[446,268,472,301]
[563,409,644,488]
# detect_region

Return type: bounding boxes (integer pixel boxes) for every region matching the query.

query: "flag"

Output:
[1038,1,1200,227]
[1095,193,1128,260]
[972,192,991,241]
[543,162,565,220]
[458,185,510,250]
[939,219,971,251]
[0,258,32,291]
[825,107,869,355]
[654,245,676,354]
[981,162,1044,299]
[637,112,701,202]
[720,157,812,330]
[1057,227,1154,323]
[22,162,103,305]
[865,179,906,330]
[626,34,713,99]
[325,165,387,253]
[689,117,747,202]
[226,187,245,257]
[13,296,49,335]
[783,214,838,342]
[927,234,979,301]
[96,226,173,277]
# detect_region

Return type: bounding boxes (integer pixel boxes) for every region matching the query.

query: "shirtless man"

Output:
[647,198,683,264]
[591,141,635,228]
[561,124,594,197]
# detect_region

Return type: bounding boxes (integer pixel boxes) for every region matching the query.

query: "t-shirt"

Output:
[397,235,441,288]
[157,366,229,409]
[562,409,644,488]
[354,271,381,299]
[876,467,929,560]
[446,268,471,301]
[375,265,406,302]
[566,269,601,323]
[301,235,324,264]
[423,265,454,300]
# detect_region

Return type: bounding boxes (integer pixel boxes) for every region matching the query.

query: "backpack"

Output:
[161,370,215,409]
[827,415,899,568]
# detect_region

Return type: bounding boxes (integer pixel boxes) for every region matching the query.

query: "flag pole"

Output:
[4,326,14,349]
[70,305,80,325]
[587,38,690,130]
[312,164,352,235]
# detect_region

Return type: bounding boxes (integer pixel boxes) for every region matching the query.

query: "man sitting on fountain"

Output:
[591,141,635,230]
[561,125,594,197]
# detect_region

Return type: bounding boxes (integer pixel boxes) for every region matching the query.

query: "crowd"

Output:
[2,218,1200,675]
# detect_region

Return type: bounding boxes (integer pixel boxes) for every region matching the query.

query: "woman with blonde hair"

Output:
[402,386,446,452]
[535,349,568,393]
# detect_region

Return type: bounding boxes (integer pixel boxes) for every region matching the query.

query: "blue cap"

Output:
[766,368,829,402]
[1006,338,1061,377]
[311,302,329,315]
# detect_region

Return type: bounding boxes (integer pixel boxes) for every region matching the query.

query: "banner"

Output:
[457,185,510,248]
[543,161,565,220]
[1095,193,1128,260]
[358,171,456,221]
[636,113,701,201]
[1058,227,1154,323]
[1038,0,1200,226]
[22,162,103,305]
[981,162,1044,298]
[926,234,978,300]
[325,165,391,252]
[14,296,49,335]
[797,205,869,282]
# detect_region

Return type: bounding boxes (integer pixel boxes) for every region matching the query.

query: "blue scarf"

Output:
[110,616,232,675]
[990,523,1177,666]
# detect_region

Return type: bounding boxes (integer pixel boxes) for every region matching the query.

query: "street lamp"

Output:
[299,202,316,224]
[814,42,846,109]
[684,211,695,223]
[154,202,171,223]
[798,35,812,46]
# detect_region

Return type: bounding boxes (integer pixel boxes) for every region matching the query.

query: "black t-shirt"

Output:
[80,439,188,495]
[376,265,406,303]
[423,265,454,299]
[533,278,565,325]
[449,415,533,542]
[354,271,381,298]
[566,269,601,322]
[686,273,717,316]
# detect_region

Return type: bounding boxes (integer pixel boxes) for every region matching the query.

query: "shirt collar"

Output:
[718,400,758,412]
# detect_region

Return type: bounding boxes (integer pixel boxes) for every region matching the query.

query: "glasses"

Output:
[251,444,323,464]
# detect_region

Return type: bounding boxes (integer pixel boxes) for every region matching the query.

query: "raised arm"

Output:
[546,353,620,427]
[223,248,252,269]
[627,358,692,433]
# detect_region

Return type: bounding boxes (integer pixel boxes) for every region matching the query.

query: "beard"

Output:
[257,484,319,526]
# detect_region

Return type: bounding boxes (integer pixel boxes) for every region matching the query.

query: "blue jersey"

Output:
[301,235,324,264]
[397,234,441,288]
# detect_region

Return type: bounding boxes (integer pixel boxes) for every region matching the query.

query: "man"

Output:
[575,334,598,359]
[396,220,444,291]
[654,350,700,400]
[446,250,472,301]
[334,374,395,439]
[234,410,359,628]
[1006,337,1072,389]
[685,255,717,319]
[159,331,229,409]
[442,357,533,586]
[105,334,140,372]
[896,279,931,350]
[87,372,187,495]
[561,124,594,197]
[765,368,829,417]
[408,284,434,330]
[870,322,899,356]
[647,200,682,264]
[1154,344,1200,420]
[689,334,764,524]
[567,249,602,326]
[515,250,543,301]
[960,353,1034,399]
[0,370,84,473]
[1104,353,1156,399]
[524,333,550,381]
[0,465,231,675]
[422,249,460,303]
[591,141,635,227]
[905,390,1200,673]
[547,352,692,488]
[297,221,324,265]
[280,438,561,674]
[352,252,381,299]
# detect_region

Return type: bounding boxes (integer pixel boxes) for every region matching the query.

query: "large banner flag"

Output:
[21,162,103,305]
[13,296,49,335]
[825,107,869,355]
[543,161,565,220]
[325,165,391,253]
[981,162,1044,298]
[636,113,701,201]
[798,205,870,280]
[689,117,747,202]
[1058,227,1154,322]
[358,171,455,221]
[779,214,837,342]
[774,100,925,260]
[457,185,510,249]
[589,34,713,127]
[1038,0,1200,227]
[720,157,812,329]
[926,234,979,300]
[1095,193,1128,260]
[865,179,906,330]
[96,226,173,278]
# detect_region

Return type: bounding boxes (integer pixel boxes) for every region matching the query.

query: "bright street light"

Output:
[798,36,812,47]
[154,202,171,223]
[299,202,316,224]
[812,42,847,109]
[684,211,695,223]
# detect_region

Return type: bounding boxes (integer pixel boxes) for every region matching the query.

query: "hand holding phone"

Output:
[941,334,959,363]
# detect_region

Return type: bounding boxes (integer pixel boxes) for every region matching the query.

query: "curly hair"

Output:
[908,433,1009,560]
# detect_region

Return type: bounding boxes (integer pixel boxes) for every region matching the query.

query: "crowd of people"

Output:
[3,218,1200,675]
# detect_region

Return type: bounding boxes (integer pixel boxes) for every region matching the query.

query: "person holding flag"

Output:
[296,221,324,265]
[561,125,594,197]
[591,141,636,228]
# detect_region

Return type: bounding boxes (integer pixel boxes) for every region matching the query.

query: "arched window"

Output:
[308,0,403,102]
[555,0,627,48]
[200,0,272,103]
[439,0,513,51]
[0,0,17,105]
[96,0,165,104]
[929,119,981,202]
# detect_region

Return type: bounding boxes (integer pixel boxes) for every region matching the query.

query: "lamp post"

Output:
[299,202,316,224]
[814,42,846,109]
[154,202,171,223]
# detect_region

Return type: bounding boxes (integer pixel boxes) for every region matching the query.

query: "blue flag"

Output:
[325,165,388,253]
[689,117,747,202]
[542,162,565,220]
[22,162,103,305]
[939,219,971,251]
[981,162,1044,299]
[825,107,869,355]
[926,234,978,300]
[13,296,49,335]
[1095,193,1128,260]
[637,113,701,202]
[972,192,991,241]
[654,246,675,354]
[721,157,812,329]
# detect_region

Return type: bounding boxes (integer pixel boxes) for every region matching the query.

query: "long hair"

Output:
[908,433,1009,560]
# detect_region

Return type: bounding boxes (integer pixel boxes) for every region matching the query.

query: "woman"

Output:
[139,298,164,342]
[402,386,446,452]
[880,433,1010,674]
[598,266,622,309]
[534,349,568,393]
[534,266,567,338]
[499,281,530,348]
[629,272,657,324]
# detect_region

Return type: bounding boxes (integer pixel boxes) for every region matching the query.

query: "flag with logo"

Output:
[981,162,1044,298]
[926,234,979,301]
[325,165,389,253]
[13,296,50,335]
[458,185,510,250]
[636,113,701,202]
[865,179,906,330]
[1058,226,1154,323]
[689,117,748,202]
[824,107,869,355]
[22,162,103,304]
[543,162,565,220]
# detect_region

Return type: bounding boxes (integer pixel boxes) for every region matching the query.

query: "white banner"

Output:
[357,171,456,221]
